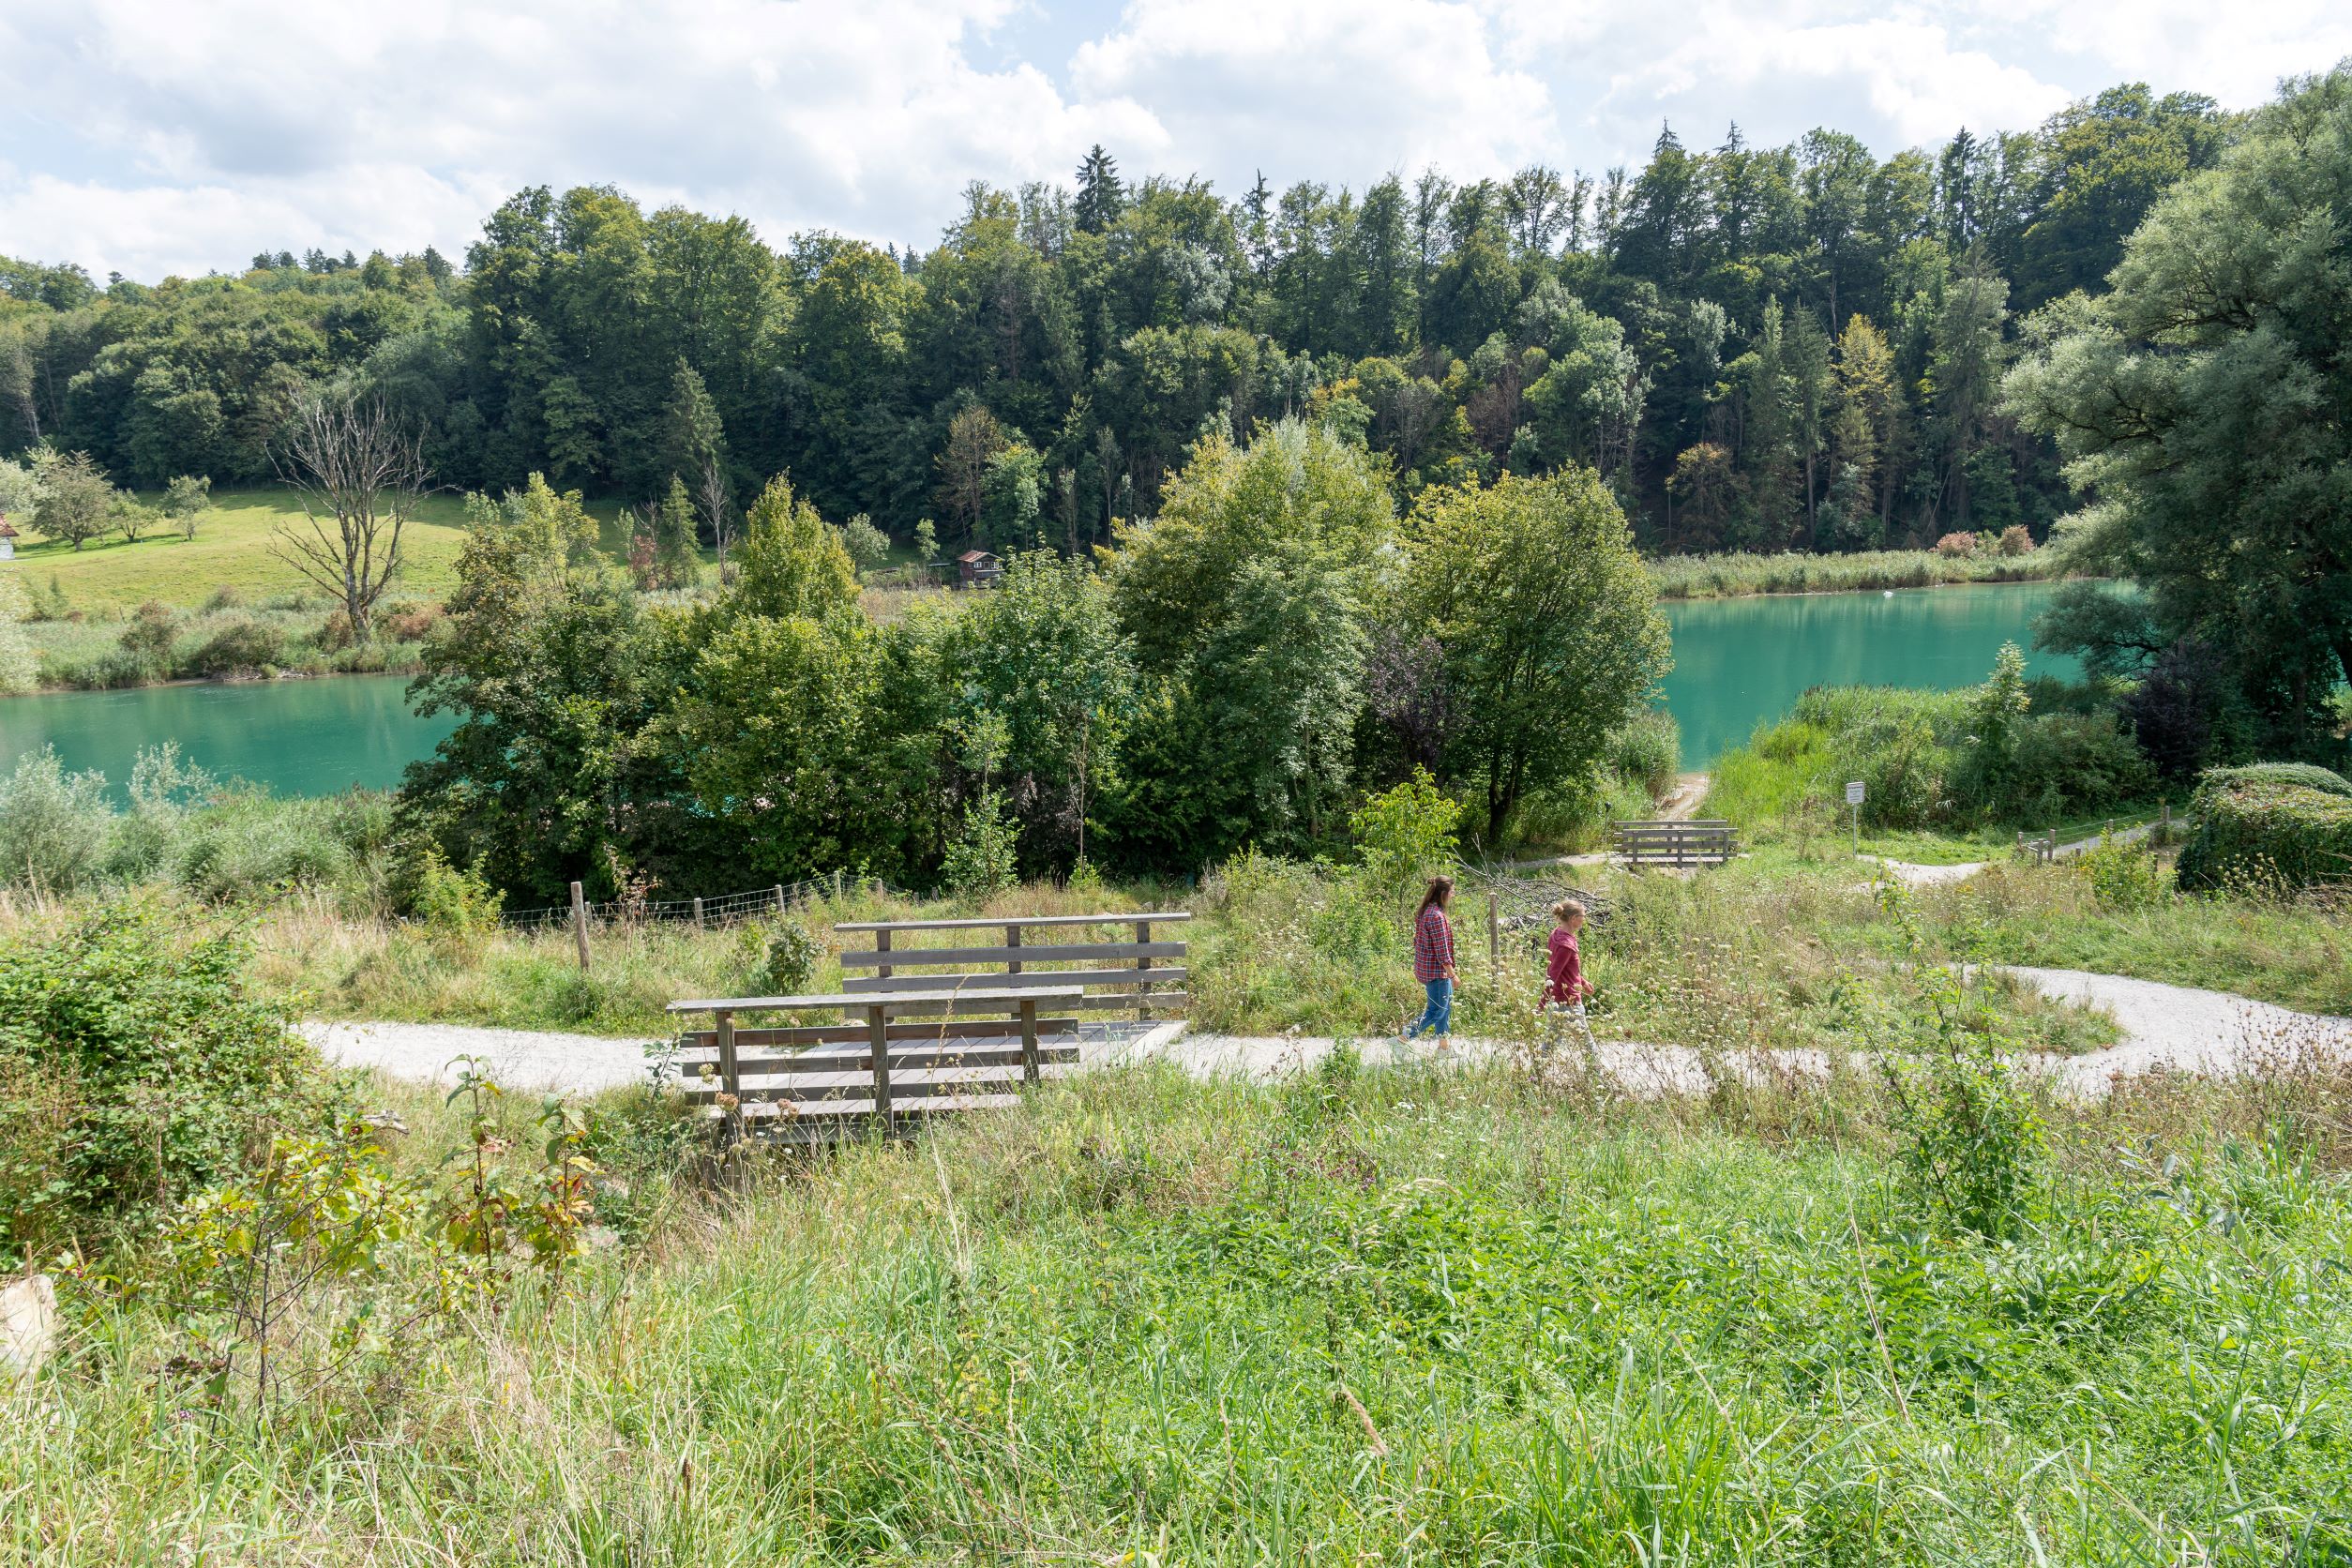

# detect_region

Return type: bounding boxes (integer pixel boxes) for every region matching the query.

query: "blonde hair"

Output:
[1551,898,1586,925]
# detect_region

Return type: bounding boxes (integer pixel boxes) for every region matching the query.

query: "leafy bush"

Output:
[188,616,284,675]
[1997,524,2034,556]
[0,746,111,890]
[941,789,1018,897]
[408,845,505,941]
[116,599,178,671]
[2080,834,2172,910]
[0,899,321,1257]
[2198,762,2352,798]
[2177,776,2352,894]
[1349,768,1462,897]
[1934,531,1978,558]
[763,919,825,993]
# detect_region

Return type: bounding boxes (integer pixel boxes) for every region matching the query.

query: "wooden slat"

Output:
[680,1043,1080,1082]
[838,941,1185,968]
[666,985,1087,1014]
[833,912,1194,933]
[839,967,1185,994]
[687,1065,1075,1107]
[717,1093,1029,1122]
[678,1018,1080,1054]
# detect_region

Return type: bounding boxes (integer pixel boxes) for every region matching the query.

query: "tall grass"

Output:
[12,1056,2352,1564]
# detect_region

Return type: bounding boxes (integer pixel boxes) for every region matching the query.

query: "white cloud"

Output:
[0,0,2343,279]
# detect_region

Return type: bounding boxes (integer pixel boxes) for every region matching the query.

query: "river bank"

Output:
[1647,546,2065,598]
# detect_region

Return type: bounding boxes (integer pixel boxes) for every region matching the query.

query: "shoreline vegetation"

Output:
[5,531,2072,697]
[1647,545,2063,599]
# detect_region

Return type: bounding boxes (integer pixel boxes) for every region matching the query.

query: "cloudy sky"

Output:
[3,0,2345,281]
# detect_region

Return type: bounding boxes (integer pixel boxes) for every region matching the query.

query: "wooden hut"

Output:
[956,550,1003,589]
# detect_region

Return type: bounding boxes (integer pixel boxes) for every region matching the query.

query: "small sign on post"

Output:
[1845,779,1864,854]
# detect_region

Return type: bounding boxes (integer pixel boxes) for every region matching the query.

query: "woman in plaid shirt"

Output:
[1402,875,1457,1052]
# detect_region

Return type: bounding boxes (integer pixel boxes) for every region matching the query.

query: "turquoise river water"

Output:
[0,581,2071,797]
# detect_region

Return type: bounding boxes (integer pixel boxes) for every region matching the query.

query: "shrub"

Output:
[203,584,246,611]
[1992,712,2156,823]
[1997,524,2034,556]
[315,610,355,651]
[188,616,284,675]
[117,598,178,670]
[2177,776,2352,893]
[173,792,356,901]
[941,789,1019,897]
[408,845,505,941]
[0,746,111,890]
[763,919,825,993]
[2198,762,2352,798]
[1349,768,1463,896]
[0,899,321,1257]
[2081,834,2171,910]
[1934,531,1978,558]
[380,603,442,641]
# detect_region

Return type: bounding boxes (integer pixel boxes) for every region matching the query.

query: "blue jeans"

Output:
[1405,977,1454,1039]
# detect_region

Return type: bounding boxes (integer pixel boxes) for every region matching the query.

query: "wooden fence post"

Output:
[867,1003,893,1124]
[1004,922,1023,974]
[773,884,786,917]
[1487,891,1500,990]
[691,897,704,930]
[1134,918,1152,1021]
[876,927,893,983]
[1019,998,1041,1085]
[570,882,590,972]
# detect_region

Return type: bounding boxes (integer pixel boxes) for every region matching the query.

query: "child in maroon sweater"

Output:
[1543,898,1595,1052]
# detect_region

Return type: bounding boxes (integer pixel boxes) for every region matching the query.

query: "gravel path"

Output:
[1865,818,2159,888]
[307,967,2350,1106]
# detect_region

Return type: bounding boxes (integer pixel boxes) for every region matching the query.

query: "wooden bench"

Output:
[834,912,1191,1018]
[1610,819,1739,867]
[665,986,1088,1141]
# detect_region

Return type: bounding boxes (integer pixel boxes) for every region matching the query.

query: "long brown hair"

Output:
[1417,875,1455,918]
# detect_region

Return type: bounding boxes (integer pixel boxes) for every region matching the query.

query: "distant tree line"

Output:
[0,82,2230,558]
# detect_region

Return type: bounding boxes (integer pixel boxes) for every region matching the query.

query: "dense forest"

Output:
[0,83,2229,556]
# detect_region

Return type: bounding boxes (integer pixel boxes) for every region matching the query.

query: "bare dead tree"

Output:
[269,394,428,645]
[696,452,732,568]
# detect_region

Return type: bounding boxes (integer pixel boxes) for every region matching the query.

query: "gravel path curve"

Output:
[306,967,2350,1105]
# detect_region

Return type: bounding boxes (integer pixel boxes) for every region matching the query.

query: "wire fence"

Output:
[501,874,882,931]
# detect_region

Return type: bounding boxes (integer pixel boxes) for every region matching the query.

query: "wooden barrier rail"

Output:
[1610,819,1739,867]
[834,912,1191,1019]
[666,986,1087,1140]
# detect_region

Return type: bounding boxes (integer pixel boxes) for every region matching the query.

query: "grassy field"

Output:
[5,486,657,615]
[12,1040,2352,1563]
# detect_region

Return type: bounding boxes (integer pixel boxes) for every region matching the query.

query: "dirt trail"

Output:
[1656,772,1711,821]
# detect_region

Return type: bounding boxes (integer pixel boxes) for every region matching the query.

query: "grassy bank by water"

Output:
[1648,546,2064,599]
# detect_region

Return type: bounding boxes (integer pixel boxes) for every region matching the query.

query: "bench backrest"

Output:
[1611,820,1738,864]
[834,912,1191,1018]
[671,991,1083,1125]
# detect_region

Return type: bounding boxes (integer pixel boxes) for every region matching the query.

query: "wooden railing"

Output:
[1610,820,1739,867]
[834,912,1191,1019]
[666,986,1086,1139]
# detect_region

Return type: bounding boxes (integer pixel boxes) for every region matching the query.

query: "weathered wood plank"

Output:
[676,1019,1081,1054]
[833,912,1194,933]
[838,967,1185,995]
[837,941,1185,968]
[666,985,1088,1014]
